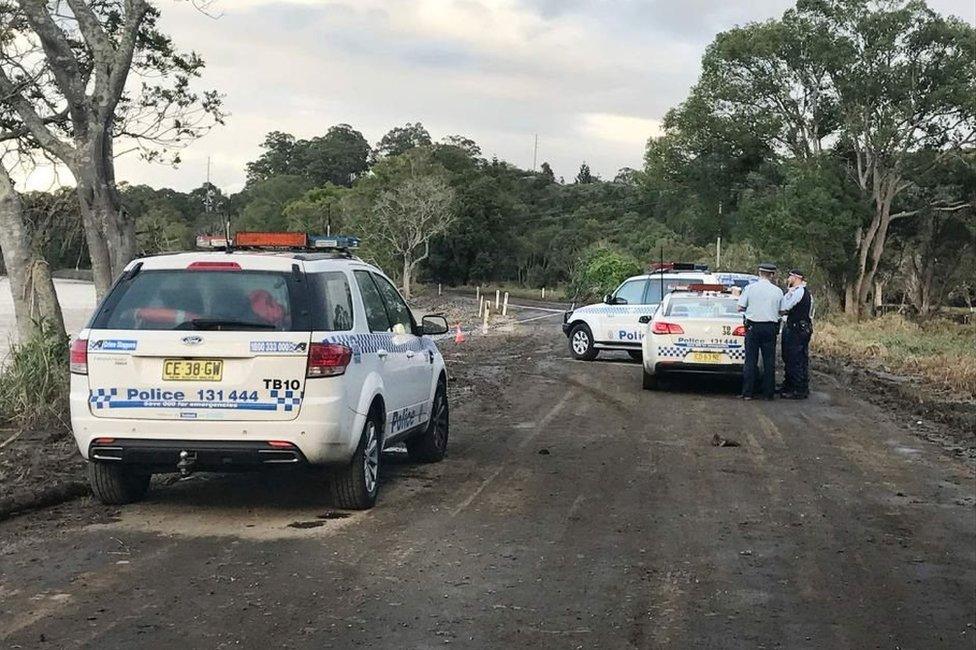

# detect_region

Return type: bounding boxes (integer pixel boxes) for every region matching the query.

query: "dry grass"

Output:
[814,314,976,399]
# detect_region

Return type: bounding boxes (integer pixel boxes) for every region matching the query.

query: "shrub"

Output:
[567,247,642,302]
[0,320,71,433]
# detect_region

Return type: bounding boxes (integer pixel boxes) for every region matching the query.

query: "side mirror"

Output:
[603,293,614,305]
[638,315,652,324]
[421,314,449,336]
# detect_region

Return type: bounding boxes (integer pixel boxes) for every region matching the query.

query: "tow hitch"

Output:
[177,450,197,477]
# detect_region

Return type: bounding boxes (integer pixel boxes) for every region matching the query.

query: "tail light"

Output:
[307,342,352,377]
[69,338,88,374]
[651,322,685,335]
[732,325,747,336]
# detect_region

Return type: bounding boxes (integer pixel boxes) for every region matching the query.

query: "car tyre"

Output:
[627,350,643,362]
[569,323,598,361]
[330,410,381,510]
[407,381,449,463]
[88,462,150,505]
[642,367,658,390]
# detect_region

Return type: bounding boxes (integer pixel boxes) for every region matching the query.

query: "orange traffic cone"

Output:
[454,322,465,343]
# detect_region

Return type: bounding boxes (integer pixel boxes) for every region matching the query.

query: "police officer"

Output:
[779,269,813,399]
[737,263,784,400]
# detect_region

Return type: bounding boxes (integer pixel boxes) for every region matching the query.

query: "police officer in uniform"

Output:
[737,263,784,400]
[779,269,813,399]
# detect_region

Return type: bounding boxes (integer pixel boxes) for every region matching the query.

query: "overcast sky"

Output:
[88,0,976,193]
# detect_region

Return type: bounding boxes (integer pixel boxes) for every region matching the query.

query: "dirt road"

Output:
[2,313,974,648]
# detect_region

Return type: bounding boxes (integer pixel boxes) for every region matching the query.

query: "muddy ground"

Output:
[1,300,974,648]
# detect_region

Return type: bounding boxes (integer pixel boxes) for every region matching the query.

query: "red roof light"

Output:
[187,261,242,271]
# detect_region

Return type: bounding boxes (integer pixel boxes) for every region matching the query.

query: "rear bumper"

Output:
[654,361,743,374]
[89,438,308,471]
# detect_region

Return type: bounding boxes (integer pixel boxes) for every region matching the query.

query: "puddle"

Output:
[287,521,326,529]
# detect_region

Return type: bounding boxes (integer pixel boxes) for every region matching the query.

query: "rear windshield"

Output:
[646,278,708,303]
[92,270,308,331]
[666,296,739,319]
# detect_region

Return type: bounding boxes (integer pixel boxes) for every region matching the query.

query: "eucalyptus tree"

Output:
[0,0,223,298]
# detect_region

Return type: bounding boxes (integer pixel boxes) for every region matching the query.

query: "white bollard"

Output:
[495,289,500,310]
[502,292,509,316]
[482,303,490,334]
[542,287,546,300]
[476,286,480,303]
[438,283,442,296]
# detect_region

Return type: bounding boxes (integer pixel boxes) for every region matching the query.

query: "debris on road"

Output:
[711,433,741,448]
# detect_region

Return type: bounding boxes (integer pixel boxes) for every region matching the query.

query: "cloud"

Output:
[99,0,976,192]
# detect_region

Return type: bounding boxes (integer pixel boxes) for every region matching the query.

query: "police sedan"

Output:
[639,286,746,390]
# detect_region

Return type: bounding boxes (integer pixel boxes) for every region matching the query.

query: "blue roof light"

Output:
[308,235,360,250]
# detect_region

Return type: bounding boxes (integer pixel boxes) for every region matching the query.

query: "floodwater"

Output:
[0,277,96,352]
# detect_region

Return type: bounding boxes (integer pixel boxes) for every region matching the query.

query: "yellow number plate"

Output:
[689,352,723,363]
[163,359,223,381]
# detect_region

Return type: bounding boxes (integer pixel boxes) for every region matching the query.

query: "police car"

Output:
[68,232,450,510]
[562,263,716,361]
[639,285,747,389]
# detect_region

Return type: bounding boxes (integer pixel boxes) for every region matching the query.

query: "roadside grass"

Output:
[814,314,976,399]
[0,321,71,434]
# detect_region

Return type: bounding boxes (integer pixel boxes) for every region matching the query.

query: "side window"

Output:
[354,270,392,333]
[614,280,648,305]
[309,271,354,331]
[372,274,414,335]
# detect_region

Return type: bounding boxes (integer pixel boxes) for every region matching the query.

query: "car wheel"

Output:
[407,381,449,463]
[88,462,150,505]
[569,324,598,361]
[642,367,658,390]
[330,410,381,510]
[627,350,643,362]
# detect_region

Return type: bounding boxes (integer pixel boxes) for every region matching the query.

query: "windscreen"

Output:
[666,296,739,319]
[92,270,303,331]
[646,278,705,303]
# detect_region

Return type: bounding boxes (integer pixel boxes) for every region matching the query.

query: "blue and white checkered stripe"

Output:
[90,388,118,409]
[269,389,303,412]
[657,346,686,359]
[727,348,746,361]
[574,305,656,316]
[321,332,434,355]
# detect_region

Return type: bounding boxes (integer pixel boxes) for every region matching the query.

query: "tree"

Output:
[0,157,63,339]
[352,149,455,298]
[0,1,223,298]
[440,135,481,158]
[372,122,432,161]
[300,124,370,187]
[245,132,298,185]
[684,0,976,315]
[237,175,312,232]
[575,162,595,184]
[283,184,348,234]
[540,162,555,181]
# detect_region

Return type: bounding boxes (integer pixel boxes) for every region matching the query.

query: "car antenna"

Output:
[224,218,233,254]
[659,244,664,304]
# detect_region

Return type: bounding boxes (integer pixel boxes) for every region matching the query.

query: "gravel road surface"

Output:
[1,312,973,648]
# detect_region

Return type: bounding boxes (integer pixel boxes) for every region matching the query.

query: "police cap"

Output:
[758,262,777,273]
[789,268,805,279]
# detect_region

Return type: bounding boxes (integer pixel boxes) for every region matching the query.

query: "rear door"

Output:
[85,264,312,421]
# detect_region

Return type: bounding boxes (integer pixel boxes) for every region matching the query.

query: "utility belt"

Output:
[785,319,813,334]
[744,319,779,329]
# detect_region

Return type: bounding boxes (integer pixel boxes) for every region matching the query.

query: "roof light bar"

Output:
[196,235,229,249]
[235,231,308,248]
[309,235,360,250]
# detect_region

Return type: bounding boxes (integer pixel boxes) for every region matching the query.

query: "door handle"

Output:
[377,349,389,359]
[405,350,416,359]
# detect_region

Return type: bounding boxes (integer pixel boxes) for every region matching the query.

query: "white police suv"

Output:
[562,263,715,361]
[640,285,747,390]
[69,232,450,510]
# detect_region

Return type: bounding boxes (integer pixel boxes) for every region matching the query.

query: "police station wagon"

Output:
[562,263,714,361]
[69,232,450,510]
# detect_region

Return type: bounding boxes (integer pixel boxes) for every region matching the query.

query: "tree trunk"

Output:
[843,281,857,316]
[851,180,900,319]
[402,254,412,299]
[0,166,66,340]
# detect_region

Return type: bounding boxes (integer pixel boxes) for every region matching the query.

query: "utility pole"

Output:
[532,134,538,171]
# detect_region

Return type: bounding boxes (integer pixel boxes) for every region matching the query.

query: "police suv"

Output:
[639,285,747,389]
[562,263,716,361]
[69,232,450,510]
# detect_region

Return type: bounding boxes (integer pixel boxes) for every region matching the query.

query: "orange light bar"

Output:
[234,231,307,248]
[686,283,727,292]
